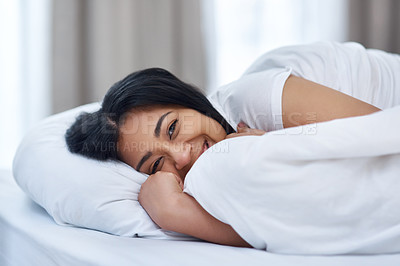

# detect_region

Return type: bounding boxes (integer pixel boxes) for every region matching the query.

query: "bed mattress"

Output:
[1,169,400,266]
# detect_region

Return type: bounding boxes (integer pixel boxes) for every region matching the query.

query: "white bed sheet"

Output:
[1,169,400,266]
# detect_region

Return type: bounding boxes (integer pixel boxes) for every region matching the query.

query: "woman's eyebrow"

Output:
[137,111,171,171]
[137,151,152,171]
[154,111,172,137]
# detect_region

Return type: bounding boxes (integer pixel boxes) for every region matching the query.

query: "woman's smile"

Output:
[117,105,227,180]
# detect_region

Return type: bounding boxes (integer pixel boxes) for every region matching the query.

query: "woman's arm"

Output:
[138,171,251,247]
[282,75,381,128]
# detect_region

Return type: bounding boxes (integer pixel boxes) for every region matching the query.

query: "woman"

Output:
[66,42,397,248]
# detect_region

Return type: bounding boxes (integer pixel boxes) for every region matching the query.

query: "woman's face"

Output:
[118,105,227,181]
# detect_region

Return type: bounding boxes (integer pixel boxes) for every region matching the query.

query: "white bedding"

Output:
[2,169,400,265]
[184,106,400,255]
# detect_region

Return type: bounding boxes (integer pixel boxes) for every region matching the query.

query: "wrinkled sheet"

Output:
[184,106,400,255]
[6,170,400,266]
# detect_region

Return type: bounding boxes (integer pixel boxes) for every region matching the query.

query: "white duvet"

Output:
[184,106,400,255]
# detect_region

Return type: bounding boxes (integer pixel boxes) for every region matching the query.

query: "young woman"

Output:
[66,42,398,248]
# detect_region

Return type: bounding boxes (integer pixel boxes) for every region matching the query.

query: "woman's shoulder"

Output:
[208,67,292,132]
[243,41,367,76]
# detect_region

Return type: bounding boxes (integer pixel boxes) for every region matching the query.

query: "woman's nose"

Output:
[170,143,191,170]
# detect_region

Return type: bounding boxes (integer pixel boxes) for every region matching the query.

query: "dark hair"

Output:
[65,67,234,161]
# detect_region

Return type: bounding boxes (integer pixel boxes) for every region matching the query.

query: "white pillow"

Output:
[13,103,194,240]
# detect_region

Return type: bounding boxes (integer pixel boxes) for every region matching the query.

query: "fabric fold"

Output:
[184,106,400,255]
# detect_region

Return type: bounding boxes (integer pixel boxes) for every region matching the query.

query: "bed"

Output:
[4,42,400,265]
[1,169,400,266]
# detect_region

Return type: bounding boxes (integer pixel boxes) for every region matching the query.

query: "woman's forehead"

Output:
[120,112,161,137]
[120,105,190,137]
[122,106,173,128]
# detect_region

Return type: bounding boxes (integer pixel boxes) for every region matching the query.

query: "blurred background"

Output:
[1,0,399,169]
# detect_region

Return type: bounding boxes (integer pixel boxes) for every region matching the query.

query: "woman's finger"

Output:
[225,123,267,140]
[225,133,241,139]
[237,122,250,133]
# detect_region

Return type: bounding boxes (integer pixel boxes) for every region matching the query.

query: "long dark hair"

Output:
[65,68,234,161]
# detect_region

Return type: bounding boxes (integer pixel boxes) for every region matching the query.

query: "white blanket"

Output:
[184,106,400,255]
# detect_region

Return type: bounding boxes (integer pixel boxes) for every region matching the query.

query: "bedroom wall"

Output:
[348,0,400,54]
[51,0,206,114]
[205,0,348,90]
[0,0,51,170]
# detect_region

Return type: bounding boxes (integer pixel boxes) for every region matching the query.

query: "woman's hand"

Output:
[139,171,251,248]
[225,122,266,140]
[138,171,184,228]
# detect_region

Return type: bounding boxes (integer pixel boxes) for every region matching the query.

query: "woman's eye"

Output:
[168,119,178,139]
[151,157,163,174]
